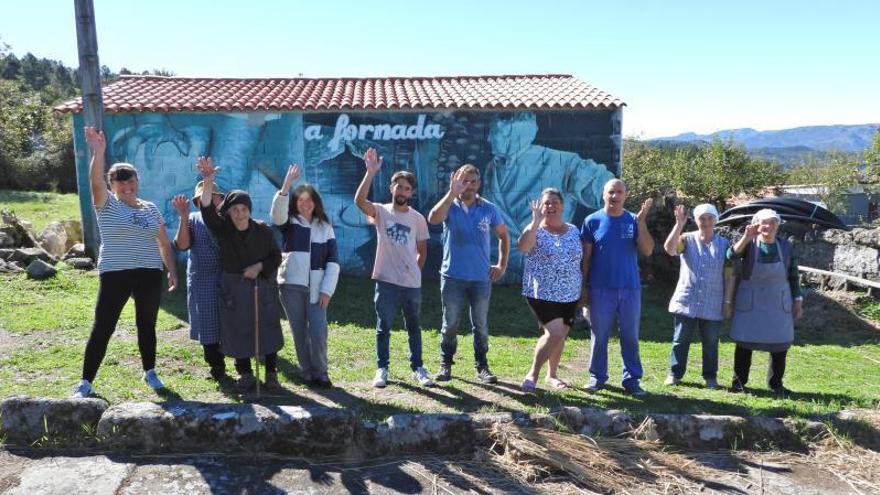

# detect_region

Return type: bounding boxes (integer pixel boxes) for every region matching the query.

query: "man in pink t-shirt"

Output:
[355,147,434,388]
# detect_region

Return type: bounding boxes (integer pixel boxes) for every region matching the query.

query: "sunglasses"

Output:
[110,169,138,181]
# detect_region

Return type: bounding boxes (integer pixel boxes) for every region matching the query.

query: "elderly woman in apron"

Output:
[172,180,226,380]
[197,157,284,393]
[663,203,732,389]
[727,208,804,395]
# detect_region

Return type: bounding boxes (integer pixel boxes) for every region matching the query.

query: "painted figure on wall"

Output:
[483,112,615,275]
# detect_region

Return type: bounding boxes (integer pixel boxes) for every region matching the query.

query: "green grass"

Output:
[0,189,81,233]
[1,264,878,421]
[0,189,878,421]
[857,293,880,321]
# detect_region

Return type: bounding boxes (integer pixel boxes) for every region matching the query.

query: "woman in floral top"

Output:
[517,188,583,392]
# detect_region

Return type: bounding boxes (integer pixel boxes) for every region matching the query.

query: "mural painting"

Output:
[73,109,621,281]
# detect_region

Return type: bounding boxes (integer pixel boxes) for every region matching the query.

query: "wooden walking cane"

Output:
[254,277,261,398]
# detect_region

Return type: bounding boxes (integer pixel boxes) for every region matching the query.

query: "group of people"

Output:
[71,126,803,398]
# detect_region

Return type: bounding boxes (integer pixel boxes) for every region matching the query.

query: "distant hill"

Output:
[653,124,879,167]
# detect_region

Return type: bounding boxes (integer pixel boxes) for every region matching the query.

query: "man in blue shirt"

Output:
[580,179,654,395]
[428,164,510,383]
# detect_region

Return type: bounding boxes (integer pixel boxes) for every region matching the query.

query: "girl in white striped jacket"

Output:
[271,165,340,388]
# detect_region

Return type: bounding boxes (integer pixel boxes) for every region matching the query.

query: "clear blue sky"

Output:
[3,0,878,138]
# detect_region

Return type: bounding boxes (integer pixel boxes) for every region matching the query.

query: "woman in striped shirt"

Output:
[72,127,178,398]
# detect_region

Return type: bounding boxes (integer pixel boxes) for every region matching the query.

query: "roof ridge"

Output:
[55,74,625,114]
[118,74,575,81]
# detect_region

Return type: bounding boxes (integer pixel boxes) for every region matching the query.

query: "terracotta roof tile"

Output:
[54,74,624,114]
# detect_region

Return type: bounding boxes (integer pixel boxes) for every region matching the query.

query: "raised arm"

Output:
[663,204,688,256]
[85,127,109,208]
[271,164,301,225]
[196,156,223,233]
[171,194,191,251]
[732,224,760,255]
[354,147,381,218]
[636,198,655,257]
[428,171,466,224]
[516,199,544,254]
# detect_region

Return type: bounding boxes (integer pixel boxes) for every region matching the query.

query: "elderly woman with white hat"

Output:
[726,208,803,394]
[663,203,732,389]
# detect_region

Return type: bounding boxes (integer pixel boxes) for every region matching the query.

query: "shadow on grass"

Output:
[273,354,416,419]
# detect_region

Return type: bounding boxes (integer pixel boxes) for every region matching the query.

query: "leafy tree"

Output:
[622,138,782,209]
[786,152,860,212]
[866,130,880,177]
[0,42,174,191]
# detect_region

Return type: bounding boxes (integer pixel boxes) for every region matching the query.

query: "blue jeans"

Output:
[588,287,643,390]
[439,276,491,369]
[374,280,423,371]
[668,314,720,380]
[279,284,329,381]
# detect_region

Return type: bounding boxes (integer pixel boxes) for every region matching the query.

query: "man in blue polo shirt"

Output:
[428,164,510,383]
[581,178,654,396]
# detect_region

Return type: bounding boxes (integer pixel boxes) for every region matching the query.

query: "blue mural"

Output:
[73,108,621,282]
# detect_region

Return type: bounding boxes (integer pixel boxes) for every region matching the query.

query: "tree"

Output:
[622,138,782,209]
[786,152,860,212]
[866,129,880,177]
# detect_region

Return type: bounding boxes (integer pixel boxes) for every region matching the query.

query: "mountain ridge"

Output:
[653,123,879,154]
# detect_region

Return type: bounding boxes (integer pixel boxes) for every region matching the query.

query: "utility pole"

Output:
[73,0,103,257]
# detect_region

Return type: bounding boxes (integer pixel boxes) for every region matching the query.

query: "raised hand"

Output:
[673,204,687,226]
[449,170,466,196]
[744,223,760,241]
[84,127,106,155]
[196,156,218,181]
[364,147,383,173]
[282,164,301,192]
[530,199,545,224]
[637,198,654,222]
[171,194,190,217]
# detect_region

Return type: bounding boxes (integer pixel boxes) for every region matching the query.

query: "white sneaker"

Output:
[143,369,165,390]
[372,368,388,388]
[71,379,92,398]
[413,366,435,387]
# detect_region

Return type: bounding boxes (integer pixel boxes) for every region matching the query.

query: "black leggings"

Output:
[732,345,787,389]
[235,353,277,375]
[82,268,163,382]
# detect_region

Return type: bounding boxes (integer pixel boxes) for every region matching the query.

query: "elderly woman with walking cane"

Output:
[197,157,284,394]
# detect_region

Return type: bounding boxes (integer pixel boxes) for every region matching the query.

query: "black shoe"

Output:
[236,373,257,393]
[434,364,452,382]
[315,377,333,388]
[262,372,284,392]
[209,366,228,381]
[730,380,747,393]
[476,366,498,384]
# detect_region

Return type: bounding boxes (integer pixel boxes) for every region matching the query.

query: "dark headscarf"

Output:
[219,190,252,217]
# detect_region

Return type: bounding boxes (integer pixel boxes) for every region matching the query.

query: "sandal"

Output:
[520,377,537,392]
[546,377,570,389]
